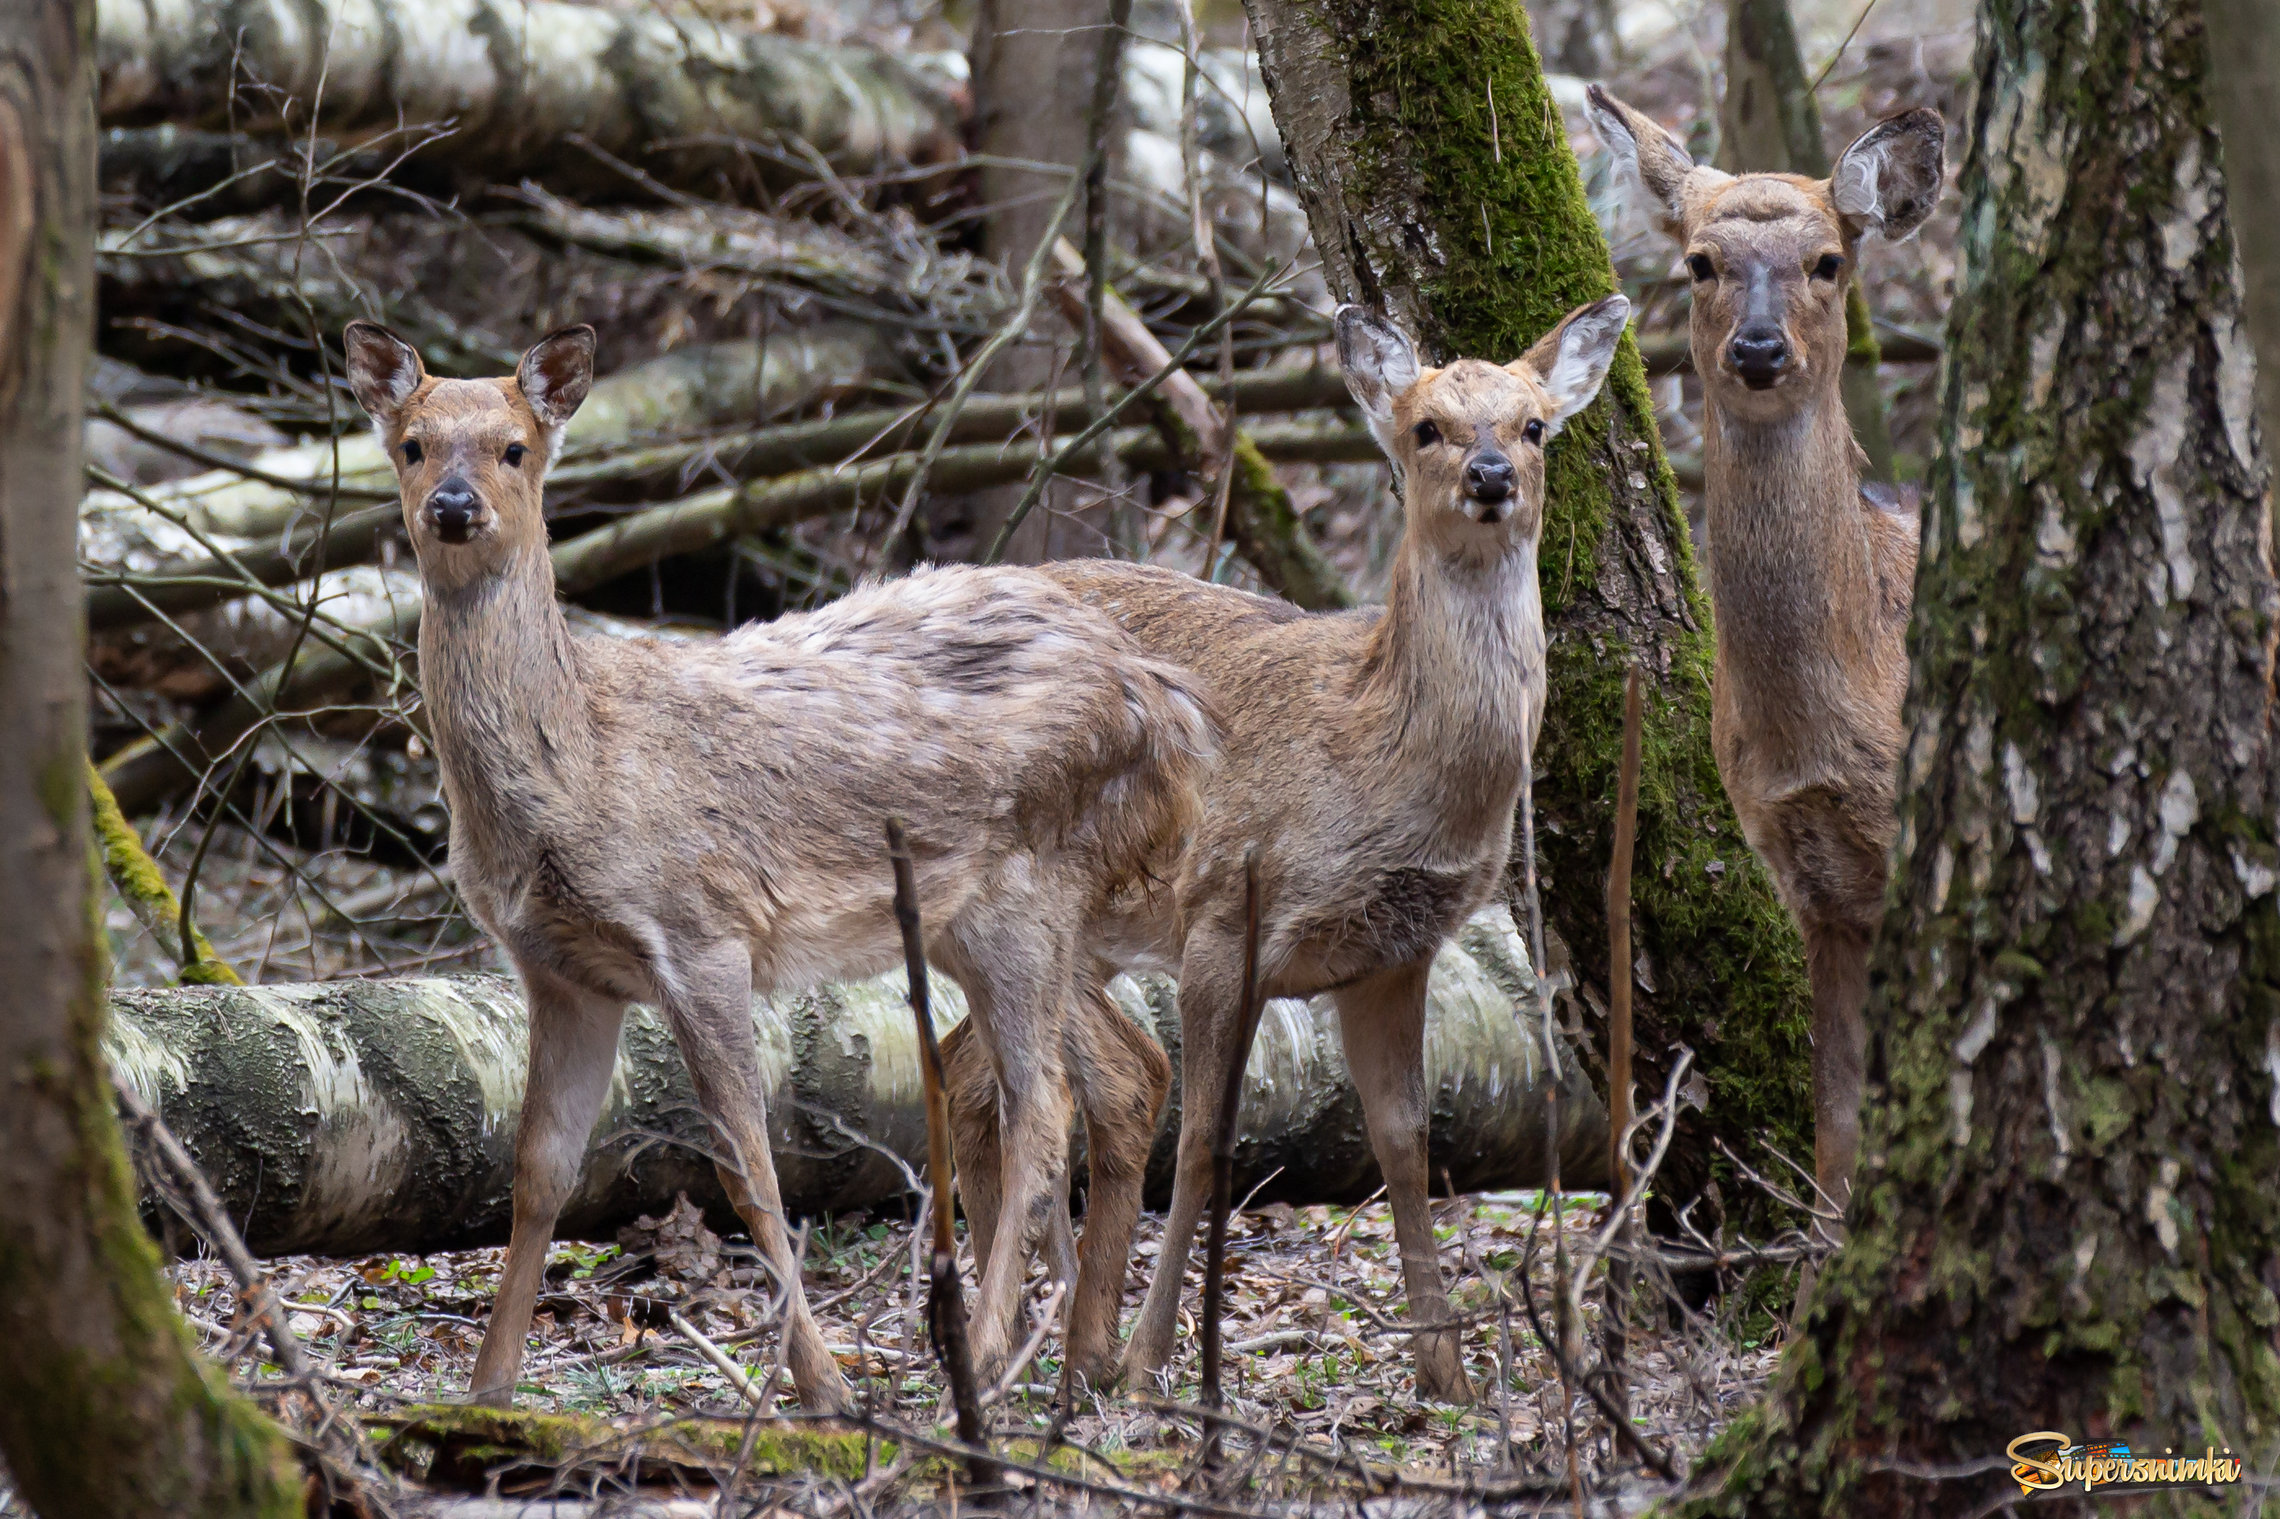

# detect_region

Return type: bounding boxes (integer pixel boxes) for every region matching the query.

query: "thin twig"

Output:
[884,817,993,1491]
[1200,848,1265,1468]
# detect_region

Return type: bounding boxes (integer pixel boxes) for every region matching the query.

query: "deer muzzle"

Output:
[1463,450,1516,522]
[427,479,480,543]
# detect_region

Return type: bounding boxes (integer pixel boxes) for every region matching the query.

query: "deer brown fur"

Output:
[1585,88,1944,1213]
[342,321,1215,1411]
[941,296,1631,1400]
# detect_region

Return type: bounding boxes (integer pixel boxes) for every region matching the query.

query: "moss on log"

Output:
[106,905,1603,1258]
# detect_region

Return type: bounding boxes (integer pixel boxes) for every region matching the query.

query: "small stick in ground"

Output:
[1602,662,1645,1388]
[885,816,994,1491]
[1199,849,1265,1468]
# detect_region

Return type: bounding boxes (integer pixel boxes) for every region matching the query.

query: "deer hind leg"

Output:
[1334,959,1472,1403]
[471,965,626,1407]
[659,941,850,1414]
[940,1015,1007,1278]
[1122,923,1248,1385]
[1062,971,1171,1388]
[939,912,1078,1388]
[1801,915,1872,1227]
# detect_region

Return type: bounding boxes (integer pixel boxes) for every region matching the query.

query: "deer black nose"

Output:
[1463,451,1515,505]
[427,479,478,541]
[1730,328,1789,388]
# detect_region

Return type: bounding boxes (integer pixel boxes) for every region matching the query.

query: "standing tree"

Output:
[1682,0,2280,1509]
[0,0,298,1511]
[1237,0,1815,1221]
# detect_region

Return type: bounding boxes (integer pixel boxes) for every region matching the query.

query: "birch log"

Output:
[94,0,956,187]
[107,906,1606,1258]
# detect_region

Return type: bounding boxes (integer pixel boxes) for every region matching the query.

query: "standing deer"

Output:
[943,296,1632,1400]
[1583,88,1945,1213]
[342,321,1214,1411]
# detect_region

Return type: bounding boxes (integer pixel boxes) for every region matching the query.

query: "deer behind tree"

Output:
[1586,87,1945,1212]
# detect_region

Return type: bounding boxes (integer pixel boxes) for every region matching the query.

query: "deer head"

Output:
[1336,295,1631,548]
[344,322,596,591]
[1585,85,1943,426]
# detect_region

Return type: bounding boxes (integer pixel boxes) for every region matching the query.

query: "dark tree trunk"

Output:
[0,1,297,1513]
[1239,0,1815,1228]
[1682,0,2280,1509]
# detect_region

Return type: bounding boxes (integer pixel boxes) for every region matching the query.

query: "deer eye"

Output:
[1687,253,1716,282]
[1523,418,1546,445]
[1413,420,1442,447]
[401,439,423,465]
[503,443,527,467]
[1812,253,1845,281]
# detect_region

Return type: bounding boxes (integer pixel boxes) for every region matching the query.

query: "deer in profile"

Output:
[342,321,1214,1411]
[1584,88,1945,1215]
[943,296,1632,1400]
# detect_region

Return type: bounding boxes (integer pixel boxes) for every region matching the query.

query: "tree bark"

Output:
[93,0,956,192]
[1718,0,1898,476]
[108,906,1605,1258]
[965,0,1117,564]
[0,0,298,1512]
[1241,0,1815,1228]
[2203,0,2280,456]
[1682,0,2280,1508]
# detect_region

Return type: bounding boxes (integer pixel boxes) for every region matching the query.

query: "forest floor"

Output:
[152,1192,1787,1513]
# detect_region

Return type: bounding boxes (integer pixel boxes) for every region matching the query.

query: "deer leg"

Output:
[661,944,851,1414]
[471,967,626,1407]
[1802,917,1872,1227]
[1122,927,1247,1385]
[940,1015,1007,1277]
[1062,974,1171,1387]
[943,920,1077,1388]
[1335,959,1472,1403]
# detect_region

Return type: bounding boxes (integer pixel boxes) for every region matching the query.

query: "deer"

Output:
[341,320,1216,1412]
[1582,88,1945,1218]
[941,295,1632,1401]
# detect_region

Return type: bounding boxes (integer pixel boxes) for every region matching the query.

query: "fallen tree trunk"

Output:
[108,906,1605,1258]
[94,0,957,190]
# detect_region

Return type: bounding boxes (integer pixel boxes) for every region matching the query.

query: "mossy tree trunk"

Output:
[1240,0,1814,1225]
[1681,0,2280,1509]
[1718,0,1898,476]
[0,1,299,1512]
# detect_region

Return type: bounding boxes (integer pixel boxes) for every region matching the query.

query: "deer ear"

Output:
[1516,294,1631,434]
[1586,85,1723,238]
[1831,109,1946,242]
[343,321,425,429]
[1336,304,1423,464]
[516,325,597,437]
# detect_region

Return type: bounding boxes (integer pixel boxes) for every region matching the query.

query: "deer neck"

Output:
[1701,385,1881,718]
[1358,531,1545,835]
[416,543,595,850]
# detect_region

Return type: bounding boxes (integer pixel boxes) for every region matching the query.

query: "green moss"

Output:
[376,1403,881,1482]
[85,760,242,986]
